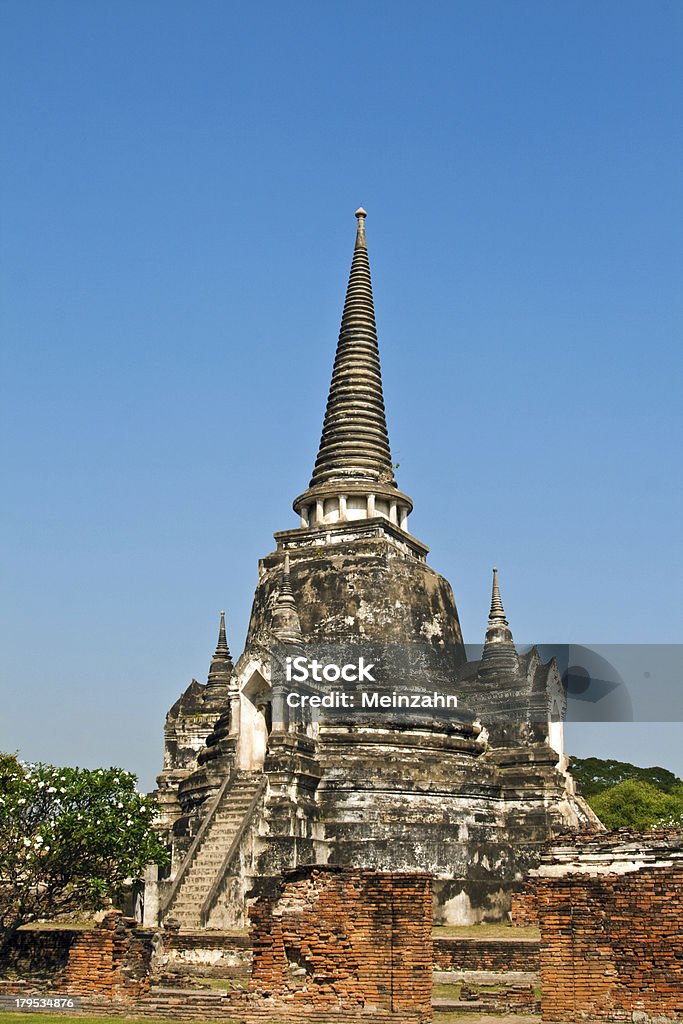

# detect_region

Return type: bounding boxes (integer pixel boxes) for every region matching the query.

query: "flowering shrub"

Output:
[0,753,168,956]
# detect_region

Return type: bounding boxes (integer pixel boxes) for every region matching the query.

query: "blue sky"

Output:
[1,1,681,790]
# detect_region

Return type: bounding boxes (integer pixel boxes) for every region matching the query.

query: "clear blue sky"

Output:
[1,1,681,791]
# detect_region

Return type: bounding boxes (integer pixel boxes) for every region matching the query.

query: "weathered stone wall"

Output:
[155,929,252,978]
[532,830,683,1023]
[432,935,539,973]
[249,866,433,1020]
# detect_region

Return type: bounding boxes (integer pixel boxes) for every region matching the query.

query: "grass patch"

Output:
[0,1017,226,1024]
[0,1016,243,1024]
[201,977,249,991]
[432,981,461,998]
[433,923,540,939]
[434,1017,538,1023]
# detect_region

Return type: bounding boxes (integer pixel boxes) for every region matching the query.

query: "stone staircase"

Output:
[164,772,265,929]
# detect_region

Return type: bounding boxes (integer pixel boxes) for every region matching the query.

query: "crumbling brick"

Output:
[249,867,432,1021]
[531,829,683,1023]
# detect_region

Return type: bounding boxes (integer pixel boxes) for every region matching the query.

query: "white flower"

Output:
[18,798,26,805]
[37,781,45,789]
[117,802,123,808]
[23,838,31,847]
[47,786,57,793]
[35,835,44,844]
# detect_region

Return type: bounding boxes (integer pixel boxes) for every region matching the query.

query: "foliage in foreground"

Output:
[0,753,168,956]
[571,756,683,829]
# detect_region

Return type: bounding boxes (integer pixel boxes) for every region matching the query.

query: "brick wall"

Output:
[61,912,153,1002]
[510,886,539,927]
[534,830,683,1023]
[249,866,432,1021]
[432,935,539,972]
[0,929,78,978]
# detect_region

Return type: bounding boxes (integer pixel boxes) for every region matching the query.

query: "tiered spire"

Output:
[480,569,519,678]
[310,209,394,488]
[271,554,303,643]
[206,610,233,688]
[293,210,413,533]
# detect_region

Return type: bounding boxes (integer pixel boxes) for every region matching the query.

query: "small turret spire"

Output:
[480,568,518,678]
[207,610,233,690]
[280,554,294,600]
[215,610,230,656]
[489,568,506,618]
[272,554,303,643]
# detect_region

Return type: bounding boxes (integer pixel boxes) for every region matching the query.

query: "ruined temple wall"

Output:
[306,732,596,924]
[0,913,153,1004]
[530,831,683,1023]
[250,537,466,651]
[249,866,433,1021]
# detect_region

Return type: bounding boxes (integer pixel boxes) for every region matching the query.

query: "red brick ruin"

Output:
[249,866,433,1021]
[518,830,683,1023]
[3,840,683,1023]
[61,911,152,1001]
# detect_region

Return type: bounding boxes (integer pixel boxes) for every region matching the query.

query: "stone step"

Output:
[190,849,235,861]
[181,867,228,879]
[190,852,234,863]
[206,832,241,841]
[163,780,264,924]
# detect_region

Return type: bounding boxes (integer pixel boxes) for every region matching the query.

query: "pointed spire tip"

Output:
[355,207,367,219]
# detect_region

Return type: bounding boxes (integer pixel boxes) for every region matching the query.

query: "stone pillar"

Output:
[389,500,398,524]
[300,504,310,528]
[271,678,287,732]
[142,863,159,928]
[399,506,409,531]
[315,498,324,525]
[339,494,347,521]
[367,493,376,517]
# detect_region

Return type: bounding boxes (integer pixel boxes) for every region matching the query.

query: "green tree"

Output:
[589,778,683,830]
[0,753,168,958]
[571,756,680,798]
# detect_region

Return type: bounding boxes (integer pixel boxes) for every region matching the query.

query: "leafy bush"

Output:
[588,778,683,830]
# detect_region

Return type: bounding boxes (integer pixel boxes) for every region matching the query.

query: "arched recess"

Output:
[238,669,272,770]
